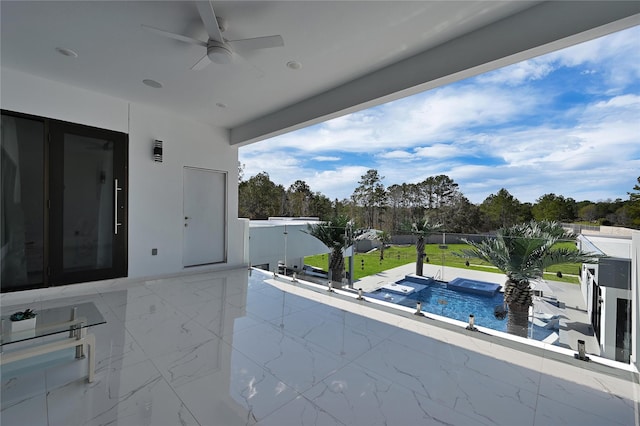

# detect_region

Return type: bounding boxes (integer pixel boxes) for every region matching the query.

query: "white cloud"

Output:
[444,94,640,202]
[477,25,640,91]
[240,151,302,188]
[377,150,414,160]
[413,144,470,159]
[243,84,543,158]
[312,156,341,162]
[477,58,556,86]
[307,166,370,200]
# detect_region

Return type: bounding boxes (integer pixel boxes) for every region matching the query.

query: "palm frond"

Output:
[302,216,349,250]
[411,217,442,236]
[460,220,599,283]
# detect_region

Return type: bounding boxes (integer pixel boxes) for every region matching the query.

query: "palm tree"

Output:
[460,221,598,337]
[304,216,350,287]
[410,218,442,276]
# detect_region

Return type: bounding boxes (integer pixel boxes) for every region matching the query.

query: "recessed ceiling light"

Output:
[286,60,302,70]
[143,79,163,89]
[55,47,78,58]
[216,102,227,109]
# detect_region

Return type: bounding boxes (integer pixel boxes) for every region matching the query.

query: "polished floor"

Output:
[1,268,638,426]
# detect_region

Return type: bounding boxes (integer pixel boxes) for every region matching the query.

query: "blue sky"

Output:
[239,26,640,204]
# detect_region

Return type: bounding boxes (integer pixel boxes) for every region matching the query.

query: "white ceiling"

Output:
[1,1,639,146]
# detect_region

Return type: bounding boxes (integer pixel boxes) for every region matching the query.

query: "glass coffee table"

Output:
[1,302,105,383]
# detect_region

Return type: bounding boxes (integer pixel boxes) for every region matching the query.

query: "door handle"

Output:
[185,216,190,220]
[114,178,122,235]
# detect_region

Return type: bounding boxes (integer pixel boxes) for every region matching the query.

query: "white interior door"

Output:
[183,167,226,267]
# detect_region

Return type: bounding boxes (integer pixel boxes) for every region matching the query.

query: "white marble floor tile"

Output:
[99,287,168,322]
[322,307,402,340]
[354,334,541,425]
[151,337,230,388]
[353,336,466,408]
[539,356,639,399]
[173,347,300,425]
[533,393,634,426]
[229,288,293,322]
[92,325,148,374]
[386,325,463,361]
[275,291,323,313]
[46,359,199,426]
[125,308,218,358]
[258,395,346,426]
[302,362,489,426]
[220,311,270,342]
[1,366,46,410]
[450,371,537,425]
[537,366,638,425]
[272,308,385,360]
[0,392,47,426]
[183,298,227,334]
[229,322,347,393]
[447,344,542,394]
[151,280,226,309]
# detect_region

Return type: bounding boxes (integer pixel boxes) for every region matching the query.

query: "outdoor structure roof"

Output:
[579,234,633,259]
[2,1,638,145]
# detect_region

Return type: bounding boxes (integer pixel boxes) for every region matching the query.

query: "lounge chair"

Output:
[542,332,559,345]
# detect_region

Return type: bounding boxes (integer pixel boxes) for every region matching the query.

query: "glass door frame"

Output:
[49,120,128,286]
[1,110,128,291]
[0,110,48,291]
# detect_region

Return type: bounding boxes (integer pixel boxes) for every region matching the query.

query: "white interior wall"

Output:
[127,103,242,277]
[0,67,244,280]
[1,68,129,132]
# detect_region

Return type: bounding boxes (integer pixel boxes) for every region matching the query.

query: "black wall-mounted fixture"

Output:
[153,140,163,162]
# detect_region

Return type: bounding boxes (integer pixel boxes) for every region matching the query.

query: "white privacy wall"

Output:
[249,222,329,272]
[0,67,245,279]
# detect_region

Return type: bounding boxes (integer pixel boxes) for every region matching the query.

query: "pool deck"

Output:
[353,263,599,354]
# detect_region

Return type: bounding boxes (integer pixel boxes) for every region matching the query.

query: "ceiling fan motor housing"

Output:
[207,40,232,64]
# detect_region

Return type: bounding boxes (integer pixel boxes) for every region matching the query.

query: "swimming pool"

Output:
[365,275,554,341]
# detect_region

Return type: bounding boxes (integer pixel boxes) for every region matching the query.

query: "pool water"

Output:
[366,276,554,341]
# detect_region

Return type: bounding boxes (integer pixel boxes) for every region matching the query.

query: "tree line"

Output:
[239,168,640,232]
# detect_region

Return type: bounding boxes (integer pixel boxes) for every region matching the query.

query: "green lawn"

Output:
[304,243,581,284]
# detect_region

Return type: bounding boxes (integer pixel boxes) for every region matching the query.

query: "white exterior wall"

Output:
[599,286,631,360]
[249,223,328,272]
[580,263,599,308]
[1,68,245,280]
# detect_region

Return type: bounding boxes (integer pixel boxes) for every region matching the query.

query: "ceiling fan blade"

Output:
[227,35,284,52]
[142,24,207,47]
[195,0,224,42]
[191,53,211,71]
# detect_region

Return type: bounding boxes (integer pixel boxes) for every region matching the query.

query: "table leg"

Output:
[86,333,96,383]
[75,326,86,359]
[69,307,85,359]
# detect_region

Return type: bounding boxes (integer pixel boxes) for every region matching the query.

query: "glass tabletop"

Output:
[1,302,106,346]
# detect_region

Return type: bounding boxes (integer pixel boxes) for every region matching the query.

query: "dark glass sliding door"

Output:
[49,121,128,285]
[1,114,45,290]
[1,111,128,292]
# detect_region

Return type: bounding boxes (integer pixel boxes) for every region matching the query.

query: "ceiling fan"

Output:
[142,1,284,70]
